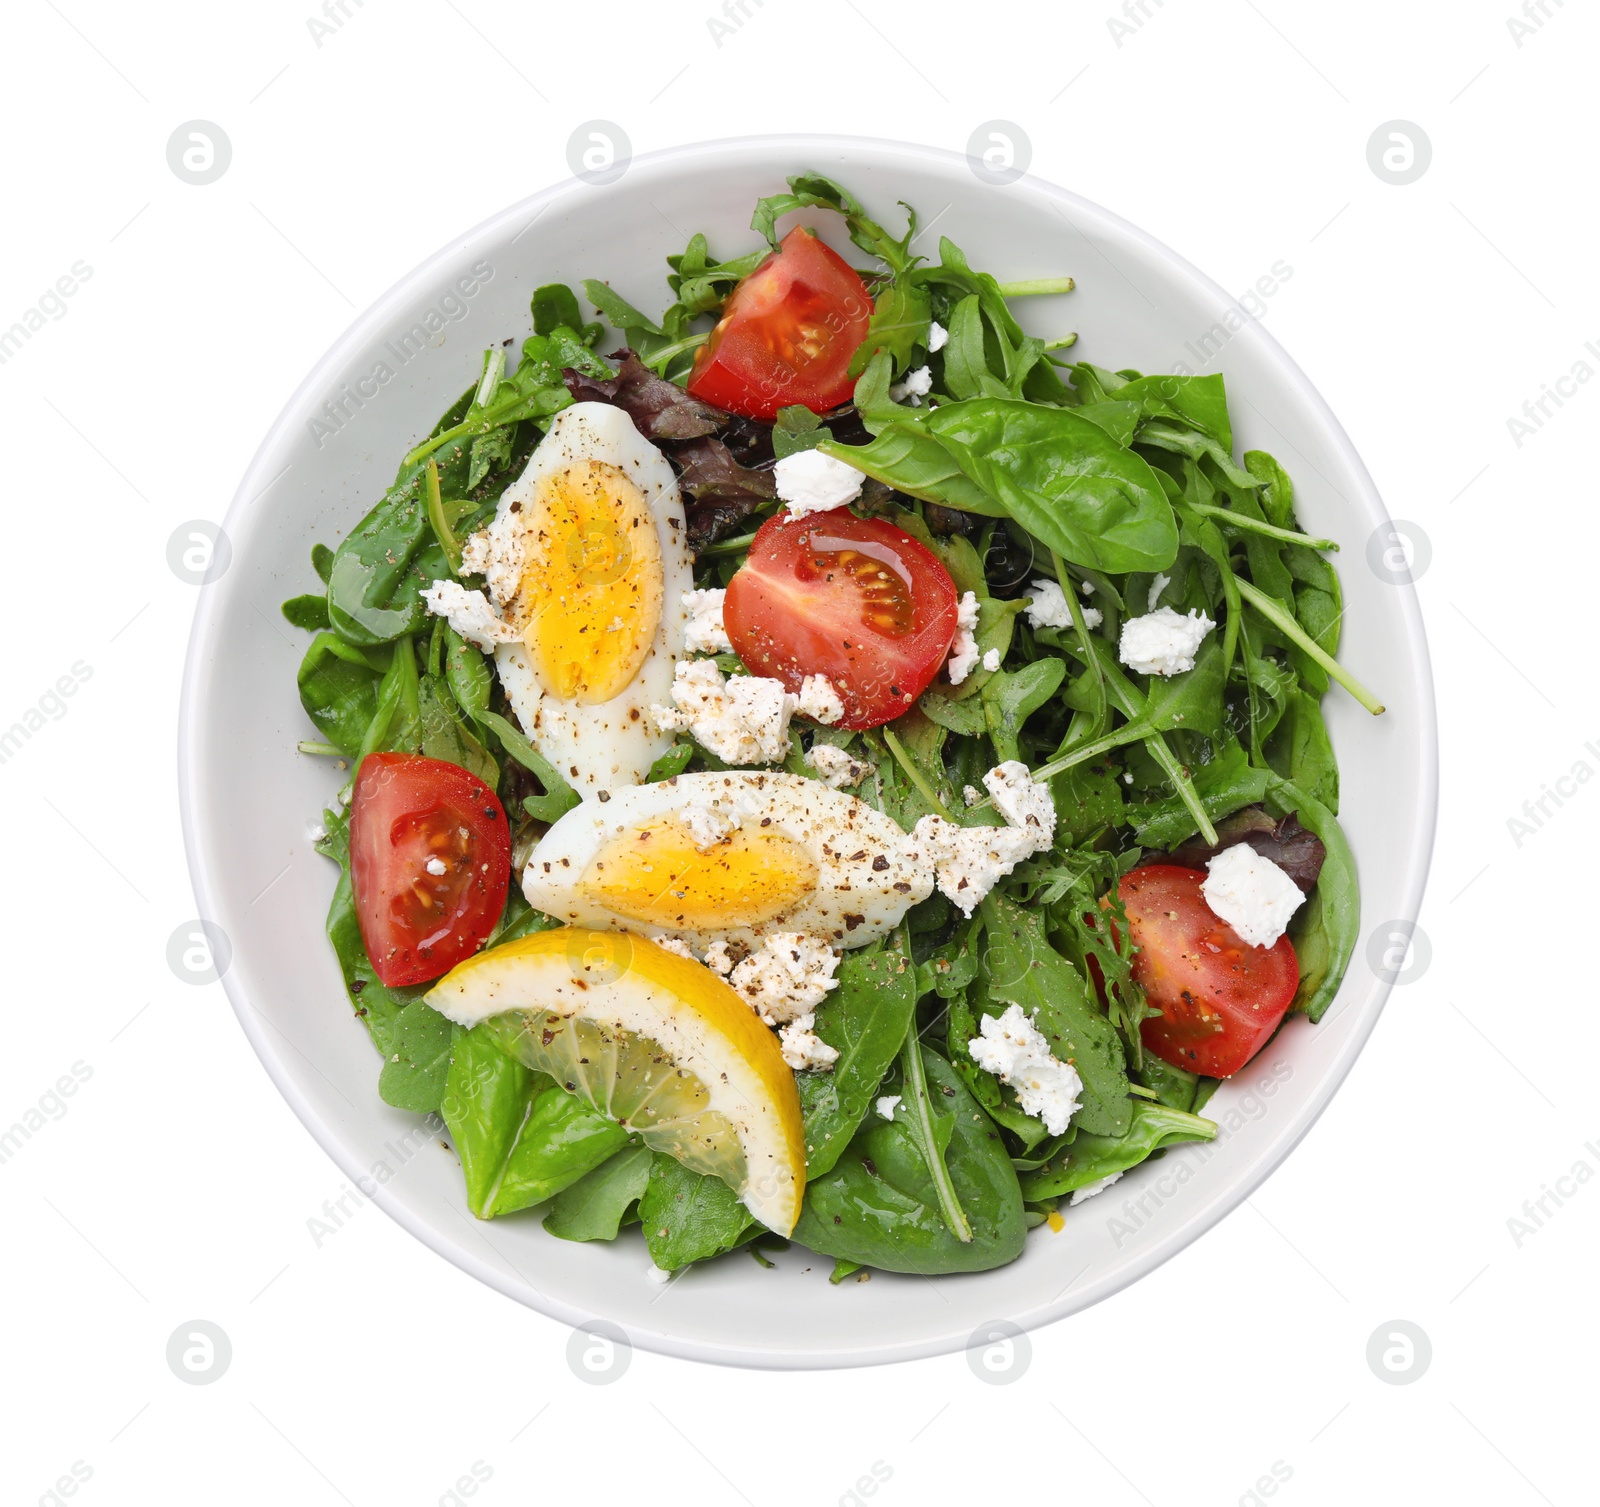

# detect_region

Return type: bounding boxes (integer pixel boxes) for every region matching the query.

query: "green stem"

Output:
[1233,574,1385,715]
[996,277,1076,297]
[644,330,710,373]
[697,529,763,559]
[1144,735,1218,845]
[1058,551,1106,735]
[899,1034,972,1244]
[296,740,344,757]
[1042,333,1079,351]
[1022,719,1156,788]
[1190,502,1339,553]
[881,725,954,819]
[423,460,464,575]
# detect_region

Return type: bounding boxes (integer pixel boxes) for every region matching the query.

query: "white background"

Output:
[1,1,1593,1503]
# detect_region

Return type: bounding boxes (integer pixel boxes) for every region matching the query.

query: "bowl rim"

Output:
[178,132,1439,1370]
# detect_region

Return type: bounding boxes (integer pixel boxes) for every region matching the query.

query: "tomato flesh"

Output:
[1114,864,1299,1078]
[686,227,873,421]
[724,508,959,729]
[349,752,510,987]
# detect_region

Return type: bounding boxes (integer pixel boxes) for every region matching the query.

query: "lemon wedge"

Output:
[424,927,806,1236]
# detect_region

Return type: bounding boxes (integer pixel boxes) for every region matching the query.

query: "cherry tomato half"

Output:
[685,227,873,421]
[723,507,960,729]
[1112,864,1299,1078]
[349,752,510,988]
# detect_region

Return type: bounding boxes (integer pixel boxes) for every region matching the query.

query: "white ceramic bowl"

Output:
[179,135,1436,1368]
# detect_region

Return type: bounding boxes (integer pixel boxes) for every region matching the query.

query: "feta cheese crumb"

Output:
[680,799,739,852]
[653,937,696,960]
[651,659,795,765]
[1069,1171,1123,1206]
[981,647,1002,673]
[460,509,526,610]
[982,760,1057,844]
[1201,842,1305,948]
[908,816,1047,917]
[420,580,521,652]
[968,1005,1082,1135]
[1118,606,1215,677]
[927,320,949,352]
[778,1013,840,1072]
[682,588,732,654]
[702,941,736,975]
[875,1094,902,1120]
[646,1264,673,1284]
[797,674,845,725]
[425,857,448,876]
[774,448,865,518]
[1080,579,1095,596]
[1147,572,1171,612]
[946,591,981,685]
[963,785,981,807]
[729,933,842,1024]
[804,742,872,789]
[1026,577,1103,632]
[889,365,933,405]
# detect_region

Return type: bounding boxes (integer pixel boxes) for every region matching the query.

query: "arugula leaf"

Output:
[980,658,1067,764]
[771,404,829,459]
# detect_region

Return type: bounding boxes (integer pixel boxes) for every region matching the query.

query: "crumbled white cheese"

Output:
[967,1004,1082,1136]
[729,933,842,1025]
[1069,1172,1123,1206]
[702,941,736,975]
[651,659,795,765]
[875,1094,902,1120]
[963,785,981,807]
[1147,572,1172,612]
[927,320,949,353]
[1118,606,1215,677]
[774,448,865,517]
[890,365,933,405]
[1026,577,1101,631]
[646,1264,673,1284]
[680,798,739,852]
[981,647,1002,673]
[460,509,526,610]
[683,588,732,654]
[653,937,696,960]
[908,816,1047,917]
[797,674,845,725]
[1201,842,1305,948]
[420,580,521,652]
[425,857,448,876]
[1080,579,1095,596]
[779,1014,840,1072]
[946,591,981,684]
[804,742,872,789]
[982,761,1057,845]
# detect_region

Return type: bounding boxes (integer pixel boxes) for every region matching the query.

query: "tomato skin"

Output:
[349,753,510,988]
[724,507,960,729]
[1114,864,1299,1078]
[685,227,873,421]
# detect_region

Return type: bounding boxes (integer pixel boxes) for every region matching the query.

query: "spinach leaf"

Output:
[979,892,1131,1136]
[296,634,386,756]
[1019,1100,1216,1201]
[543,1144,653,1243]
[823,428,1005,518]
[638,1156,754,1270]
[792,1047,1025,1275]
[441,1024,628,1219]
[327,475,449,647]
[377,1000,454,1112]
[1050,762,1125,846]
[282,593,330,631]
[796,943,917,1176]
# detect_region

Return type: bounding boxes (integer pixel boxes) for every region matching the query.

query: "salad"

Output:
[284,174,1380,1280]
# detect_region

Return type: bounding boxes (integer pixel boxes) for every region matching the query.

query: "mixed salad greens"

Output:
[285,174,1375,1280]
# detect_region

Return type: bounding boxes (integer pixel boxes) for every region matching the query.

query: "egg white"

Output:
[490,402,691,797]
[522,771,932,952]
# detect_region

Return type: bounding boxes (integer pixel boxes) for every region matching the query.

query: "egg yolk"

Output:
[520,458,663,704]
[578,818,818,929]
